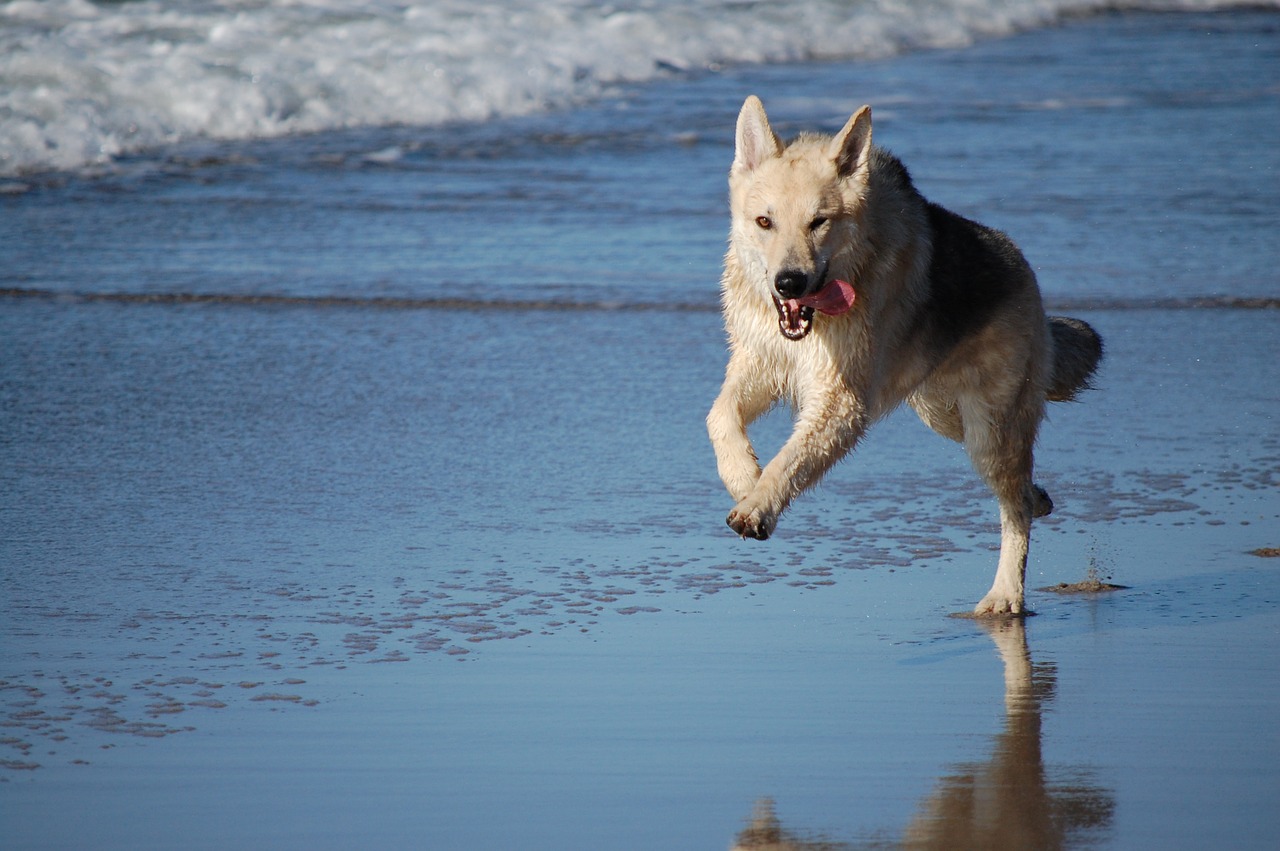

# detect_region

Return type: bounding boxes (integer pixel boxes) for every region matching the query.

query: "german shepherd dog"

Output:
[706,96,1103,615]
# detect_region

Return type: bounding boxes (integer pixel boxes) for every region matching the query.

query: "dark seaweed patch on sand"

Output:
[1039,563,1128,595]
[1041,579,1128,595]
[1040,566,1128,595]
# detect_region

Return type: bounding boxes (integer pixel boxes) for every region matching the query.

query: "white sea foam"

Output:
[0,0,1270,175]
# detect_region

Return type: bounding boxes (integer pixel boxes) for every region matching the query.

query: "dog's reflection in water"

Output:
[733,619,1114,850]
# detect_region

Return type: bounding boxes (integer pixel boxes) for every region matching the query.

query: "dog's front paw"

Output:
[726,501,776,540]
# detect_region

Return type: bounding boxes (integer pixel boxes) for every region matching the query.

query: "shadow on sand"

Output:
[733,618,1115,850]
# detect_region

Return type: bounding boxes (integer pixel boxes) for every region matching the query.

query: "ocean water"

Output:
[4,0,1270,178]
[2,5,1279,850]
[3,2,1279,308]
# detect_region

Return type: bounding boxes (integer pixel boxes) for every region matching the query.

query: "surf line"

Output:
[1,287,1276,313]
[0,287,713,313]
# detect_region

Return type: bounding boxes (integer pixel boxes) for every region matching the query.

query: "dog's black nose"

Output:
[774,269,810,299]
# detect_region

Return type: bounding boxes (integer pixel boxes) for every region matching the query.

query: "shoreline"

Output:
[3,286,1277,312]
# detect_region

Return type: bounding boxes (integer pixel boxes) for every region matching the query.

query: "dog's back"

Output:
[911,199,1104,404]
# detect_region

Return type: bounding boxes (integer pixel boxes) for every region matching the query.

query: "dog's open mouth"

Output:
[773,296,815,340]
[772,279,857,341]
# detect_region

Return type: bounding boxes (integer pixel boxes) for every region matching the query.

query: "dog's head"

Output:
[728,96,872,341]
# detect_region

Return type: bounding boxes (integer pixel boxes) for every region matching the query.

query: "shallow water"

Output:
[5,10,1279,307]
[3,9,1279,850]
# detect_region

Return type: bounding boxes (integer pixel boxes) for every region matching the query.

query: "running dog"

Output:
[706,96,1103,615]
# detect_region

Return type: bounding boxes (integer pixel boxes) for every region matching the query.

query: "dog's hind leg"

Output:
[911,383,1049,604]
[961,391,1046,617]
[909,390,965,443]
[911,395,1053,518]
[978,484,1034,616]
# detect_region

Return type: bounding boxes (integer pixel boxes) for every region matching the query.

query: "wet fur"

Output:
[706,96,1103,615]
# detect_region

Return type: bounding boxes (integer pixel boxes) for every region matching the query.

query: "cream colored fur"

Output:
[707,96,1100,615]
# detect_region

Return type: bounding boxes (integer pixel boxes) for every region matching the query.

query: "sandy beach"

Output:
[2,7,1278,849]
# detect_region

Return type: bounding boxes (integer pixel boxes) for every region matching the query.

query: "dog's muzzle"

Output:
[772,295,815,340]
[770,271,857,341]
[772,269,819,340]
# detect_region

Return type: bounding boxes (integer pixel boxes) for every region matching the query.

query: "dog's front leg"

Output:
[707,366,774,502]
[727,390,865,540]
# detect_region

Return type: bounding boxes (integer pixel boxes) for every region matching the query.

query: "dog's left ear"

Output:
[831,105,873,179]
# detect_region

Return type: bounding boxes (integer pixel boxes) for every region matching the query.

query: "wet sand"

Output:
[3,10,1279,850]
[2,301,1276,849]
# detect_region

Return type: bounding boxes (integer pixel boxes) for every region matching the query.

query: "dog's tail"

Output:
[1046,316,1104,402]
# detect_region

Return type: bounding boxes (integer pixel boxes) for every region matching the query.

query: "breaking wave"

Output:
[1,0,1274,175]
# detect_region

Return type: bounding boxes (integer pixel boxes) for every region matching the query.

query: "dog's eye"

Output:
[810,216,828,231]
[755,216,772,230]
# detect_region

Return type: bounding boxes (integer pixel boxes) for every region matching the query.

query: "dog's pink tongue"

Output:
[797,279,856,315]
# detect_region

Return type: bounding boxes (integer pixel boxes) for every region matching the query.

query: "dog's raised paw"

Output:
[726,506,772,540]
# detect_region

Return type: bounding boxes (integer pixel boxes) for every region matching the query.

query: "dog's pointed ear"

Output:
[831,105,873,179]
[734,95,782,173]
